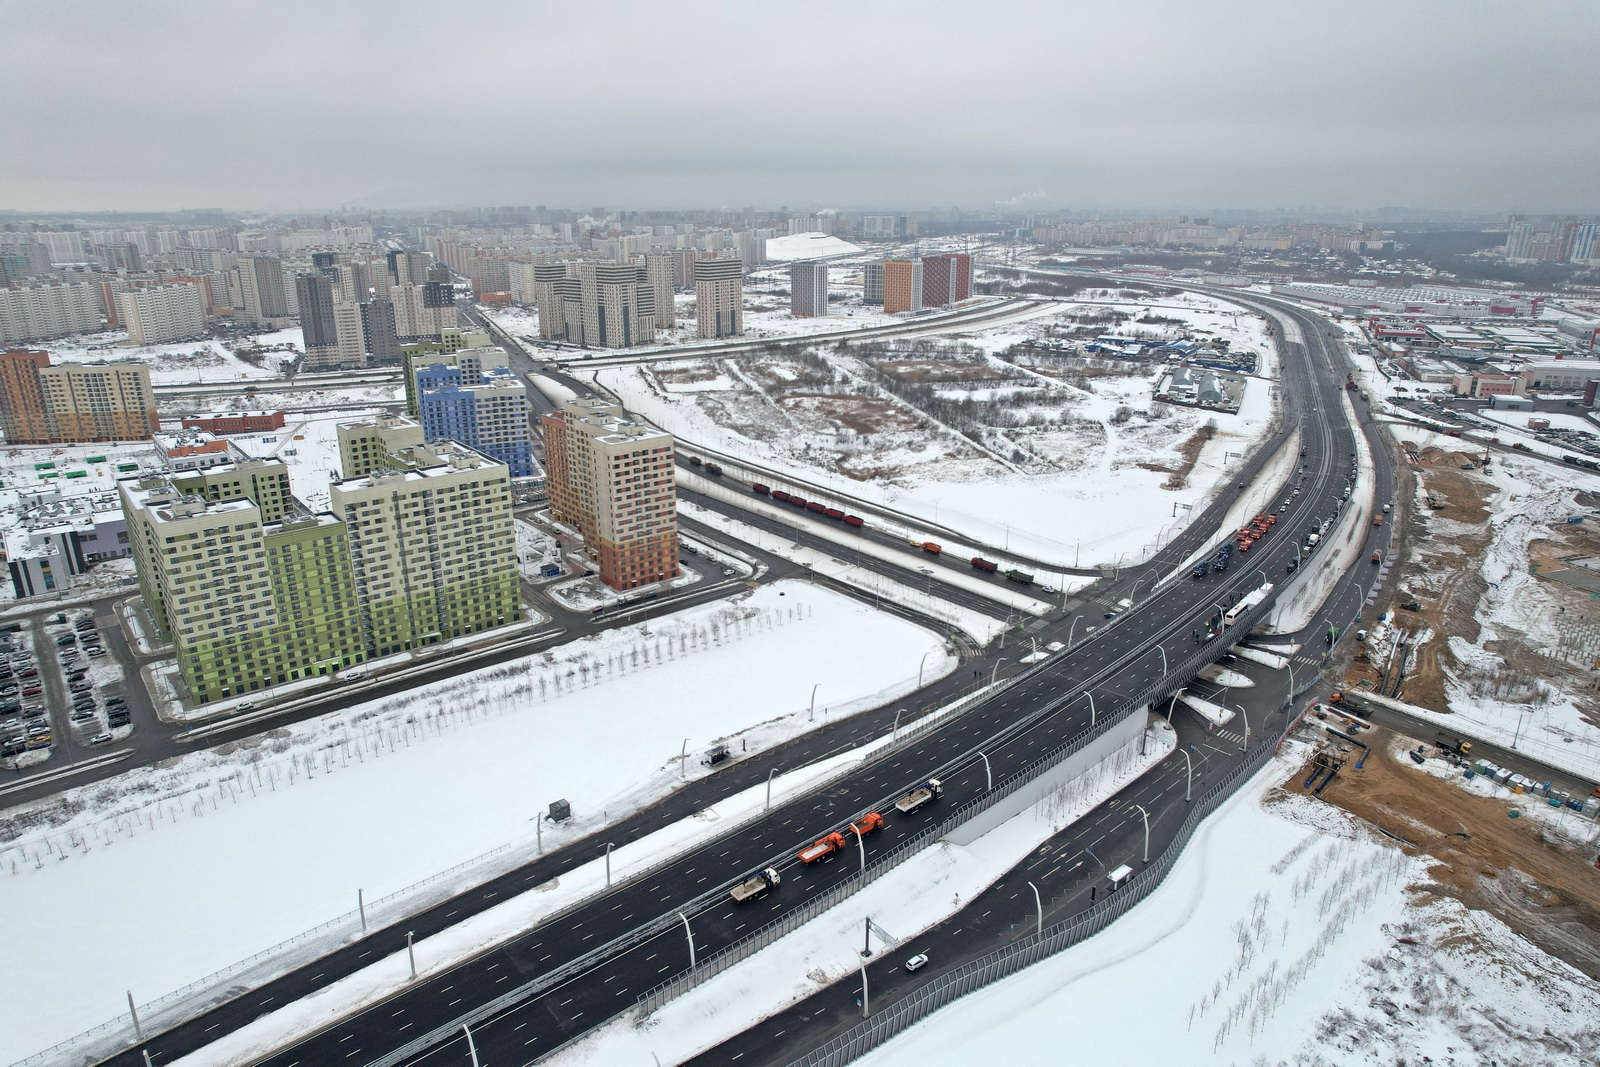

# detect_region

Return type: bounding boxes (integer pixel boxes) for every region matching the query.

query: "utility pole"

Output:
[1028,880,1042,937]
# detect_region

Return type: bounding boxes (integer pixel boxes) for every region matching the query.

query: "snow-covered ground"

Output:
[590,290,1280,569]
[43,329,299,385]
[851,755,1600,1067]
[0,581,951,1063]
[230,408,385,507]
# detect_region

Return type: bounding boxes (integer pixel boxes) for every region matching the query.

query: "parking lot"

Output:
[0,608,131,768]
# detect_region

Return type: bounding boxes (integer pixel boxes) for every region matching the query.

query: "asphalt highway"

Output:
[137,294,1363,1067]
[89,285,1392,1067]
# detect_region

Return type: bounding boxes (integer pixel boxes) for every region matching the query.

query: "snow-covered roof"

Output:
[764,232,863,262]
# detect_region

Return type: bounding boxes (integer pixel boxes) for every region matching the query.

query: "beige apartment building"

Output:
[694,256,743,338]
[541,396,678,590]
[31,360,159,443]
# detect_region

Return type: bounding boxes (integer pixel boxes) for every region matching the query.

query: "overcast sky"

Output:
[2,0,1596,215]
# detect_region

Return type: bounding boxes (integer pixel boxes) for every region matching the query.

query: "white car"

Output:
[88,732,113,746]
[904,953,929,972]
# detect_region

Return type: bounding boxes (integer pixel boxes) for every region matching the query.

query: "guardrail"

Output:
[788,729,1284,1067]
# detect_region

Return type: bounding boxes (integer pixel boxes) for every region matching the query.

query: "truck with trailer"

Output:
[895,779,944,814]
[971,556,999,573]
[730,867,781,903]
[1004,569,1034,585]
[798,832,847,864]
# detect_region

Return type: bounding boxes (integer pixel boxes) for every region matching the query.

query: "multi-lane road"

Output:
[92,289,1382,1067]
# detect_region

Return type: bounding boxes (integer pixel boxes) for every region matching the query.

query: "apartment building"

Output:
[417,369,535,478]
[403,344,509,415]
[863,261,885,305]
[167,456,293,523]
[645,254,675,328]
[579,262,658,348]
[117,283,206,344]
[236,255,292,328]
[336,414,425,479]
[0,351,158,444]
[0,282,102,343]
[694,256,743,339]
[120,477,363,703]
[883,257,923,314]
[921,253,972,308]
[541,396,678,591]
[391,281,458,339]
[790,260,828,317]
[329,440,520,655]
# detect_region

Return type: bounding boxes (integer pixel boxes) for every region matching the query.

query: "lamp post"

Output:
[918,651,932,687]
[678,911,696,969]
[1166,692,1180,723]
[892,708,904,742]
[978,750,992,791]
[809,683,820,723]
[462,1024,481,1067]
[990,658,1005,687]
[1155,645,1167,677]
[679,737,690,778]
[1237,705,1252,751]
[1066,614,1080,648]
[1027,879,1043,937]
[1181,747,1194,801]
[605,842,615,887]
[1083,690,1096,725]
[859,952,871,1018]
[1133,803,1150,863]
[765,767,776,811]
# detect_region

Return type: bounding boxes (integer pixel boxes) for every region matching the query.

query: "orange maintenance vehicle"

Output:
[798,832,847,864]
[850,811,885,836]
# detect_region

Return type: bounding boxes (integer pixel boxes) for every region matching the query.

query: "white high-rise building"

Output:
[0,283,103,343]
[119,284,207,345]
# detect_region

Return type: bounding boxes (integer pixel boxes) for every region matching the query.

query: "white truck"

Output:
[730,866,781,903]
[895,779,944,814]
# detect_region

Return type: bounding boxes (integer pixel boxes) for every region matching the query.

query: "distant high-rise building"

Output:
[237,255,291,327]
[921,253,972,308]
[1568,222,1599,264]
[295,273,339,351]
[0,349,157,443]
[541,396,678,591]
[645,254,676,328]
[862,261,885,305]
[388,250,434,285]
[861,216,901,240]
[790,261,829,317]
[361,299,401,363]
[119,283,206,345]
[579,262,658,348]
[391,282,459,339]
[882,257,923,314]
[0,282,103,343]
[694,257,743,338]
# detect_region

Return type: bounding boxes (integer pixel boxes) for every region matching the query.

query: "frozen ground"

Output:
[592,291,1279,568]
[0,581,951,1062]
[851,755,1600,1067]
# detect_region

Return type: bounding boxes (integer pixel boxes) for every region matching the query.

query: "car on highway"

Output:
[905,953,930,972]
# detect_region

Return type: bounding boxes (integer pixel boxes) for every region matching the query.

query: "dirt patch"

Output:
[1279,725,1600,979]
[779,394,925,436]
[1159,421,1216,491]
[654,364,725,386]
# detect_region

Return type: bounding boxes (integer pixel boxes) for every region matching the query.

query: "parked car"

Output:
[88,732,113,746]
[21,686,42,697]
[87,648,107,658]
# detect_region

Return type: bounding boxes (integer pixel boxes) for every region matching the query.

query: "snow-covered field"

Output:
[591,290,1280,568]
[230,408,383,507]
[43,329,299,385]
[853,755,1600,1067]
[0,581,950,1062]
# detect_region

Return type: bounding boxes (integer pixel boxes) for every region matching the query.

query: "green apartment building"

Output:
[120,433,519,705]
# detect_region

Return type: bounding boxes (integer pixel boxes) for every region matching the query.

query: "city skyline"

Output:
[2,1,1598,214]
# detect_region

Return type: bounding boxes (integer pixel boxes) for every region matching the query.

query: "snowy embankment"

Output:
[852,753,1600,1067]
[0,582,951,1064]
[679,468,1064,612]
[545,720,1176,1067]
[680,502,1008,644]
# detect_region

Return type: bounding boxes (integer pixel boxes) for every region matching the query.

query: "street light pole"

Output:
[1027,879,1043,937]
[1156,645,1167,677]
[1133,803,1150,863]
[765,768,776,811]
[918,651,931,687]
[680,738,690,778]
[809,683,820,723]
[990,658,1005,687]
[1066,615,1079,647]
[1166,692,1179,724]
[860,952,871,1018]
[462,1024,481,1067]
[605,842,615,887]
[1237,705,1251,751]
[979,750,992,791]
[678,911,696,969]
[856,824,867,871]
[892,708,903,742]
[1181,747,1194,801]
[1083,690,1096,725]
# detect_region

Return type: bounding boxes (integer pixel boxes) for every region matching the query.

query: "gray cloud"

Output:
[1,0,1596,213]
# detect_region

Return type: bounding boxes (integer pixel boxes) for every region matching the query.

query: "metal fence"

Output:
[788,731,1283,1067]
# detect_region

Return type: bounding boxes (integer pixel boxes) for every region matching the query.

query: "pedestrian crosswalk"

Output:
[1215,728,1245,745]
